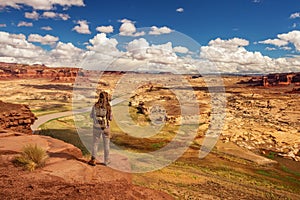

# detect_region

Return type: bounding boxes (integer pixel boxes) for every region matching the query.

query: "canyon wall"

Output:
[0,101,36,134]
[0,62,80,82]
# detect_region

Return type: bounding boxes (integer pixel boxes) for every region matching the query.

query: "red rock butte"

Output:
[238,72,300,90]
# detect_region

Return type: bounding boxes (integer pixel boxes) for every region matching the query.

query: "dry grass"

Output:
[14,144,48,171]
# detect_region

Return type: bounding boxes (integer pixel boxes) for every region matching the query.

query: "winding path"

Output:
[31,97,126,132]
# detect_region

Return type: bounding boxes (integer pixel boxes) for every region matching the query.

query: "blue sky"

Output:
[0,0,300,73]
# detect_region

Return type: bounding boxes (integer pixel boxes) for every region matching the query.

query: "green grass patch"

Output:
[265,151,277,160]
[38,118,90,155]
[256,169,300,191]
[255,169,282,182]
[151,142,166,150]
[38,128,89,155]
[281,165,300,177]
[32,108,71,117]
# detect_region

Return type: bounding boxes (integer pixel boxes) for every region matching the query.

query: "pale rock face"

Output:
[221,84,300,161]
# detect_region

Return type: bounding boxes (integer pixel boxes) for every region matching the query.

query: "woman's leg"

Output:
[92,127,101,158]
[102,129,110,165]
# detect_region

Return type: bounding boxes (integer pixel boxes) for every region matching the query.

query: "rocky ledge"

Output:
[0,133,173,199]
[0,101,36,134]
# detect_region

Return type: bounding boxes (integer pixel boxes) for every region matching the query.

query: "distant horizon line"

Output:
[0,61,299,76]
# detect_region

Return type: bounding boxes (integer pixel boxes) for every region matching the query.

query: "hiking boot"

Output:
[103,159,111,166]
[88,157,96,166]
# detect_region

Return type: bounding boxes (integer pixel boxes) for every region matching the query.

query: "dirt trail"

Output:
[31,97,126,131]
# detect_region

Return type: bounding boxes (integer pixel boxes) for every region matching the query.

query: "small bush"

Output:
[14,144,48,171]
[265,151,277,159]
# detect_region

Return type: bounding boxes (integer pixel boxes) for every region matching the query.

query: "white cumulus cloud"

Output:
[41,26,52,31]
[290,12,300,19]
[87,33,119,53]
[42,11,56,18]
[200,37,278,73]
[149,26,173,35]
[126,38,177,65]
[17,21,33,27]
[200,37,300,73]
[42,12,70,20]
[265,47,277,51]
[119,19,145,37]
[208,37,249,48]
[72,20,91,34]
[0,31,84,67]
[1,28,300,74]
[176,8,184,13]
[0,31,46,64]
[258,30,300,52]
[25,11,39,20]
[0,0,85,10]
[57,13,70,20]
[28,34,59,45]
[83,33,122,70]
[277,30,300,51]
[50,41,85,67]
[123,38,201,73]
[96,25,114,33]
[173,46,189,54]
[258,38,288,47]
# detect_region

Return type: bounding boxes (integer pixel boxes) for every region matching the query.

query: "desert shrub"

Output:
[266,151,277,159]
[14,144,48,171]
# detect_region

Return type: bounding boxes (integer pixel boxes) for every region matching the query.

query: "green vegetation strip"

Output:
[37,117,89,155]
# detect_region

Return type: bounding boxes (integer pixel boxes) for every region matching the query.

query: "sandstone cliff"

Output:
[0,62,80,82]
[0,101,36,134]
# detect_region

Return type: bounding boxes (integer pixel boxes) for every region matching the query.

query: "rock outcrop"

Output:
[238,72,300,88]
[0,134,173,200]
[128,79,300,162]
[222,94,300,162]
[0,101,36,134]
[0,62,80,82]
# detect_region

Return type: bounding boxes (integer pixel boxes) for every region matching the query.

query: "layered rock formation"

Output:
[0,62,130,83]
[0,62,80,82]
[222,93,300,161]
[238,72,300,87]
[0,101,36,134]
[128,79,300,162]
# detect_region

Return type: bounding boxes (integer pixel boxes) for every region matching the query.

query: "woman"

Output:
[88,91,112,166]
